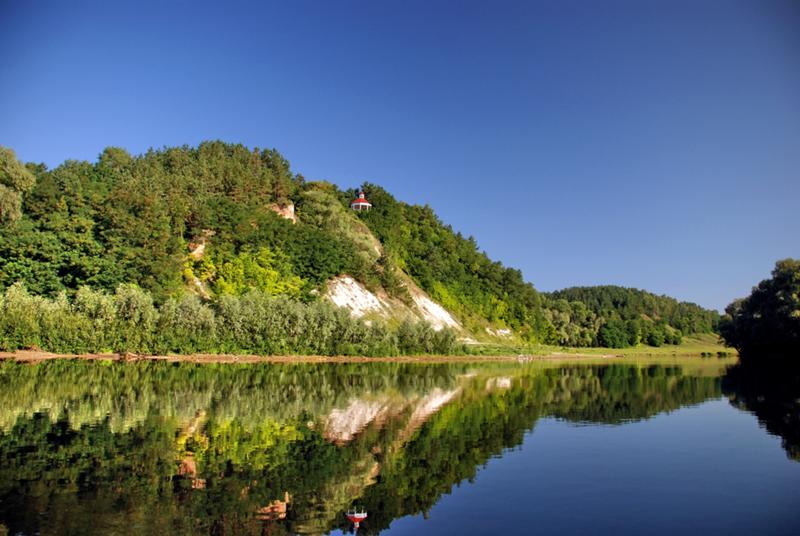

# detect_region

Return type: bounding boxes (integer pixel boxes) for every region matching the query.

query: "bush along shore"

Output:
[0,283,461,357]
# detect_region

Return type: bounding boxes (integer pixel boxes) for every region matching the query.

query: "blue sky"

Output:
[1,0,798,310]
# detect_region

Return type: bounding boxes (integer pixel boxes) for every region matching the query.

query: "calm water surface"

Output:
[0,358,798,535]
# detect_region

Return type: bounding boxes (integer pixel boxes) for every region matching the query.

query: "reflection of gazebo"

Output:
[350,191,372,211]
[346,509,368,531]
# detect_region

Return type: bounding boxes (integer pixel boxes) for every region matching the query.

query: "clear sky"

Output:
[1,0,798,311]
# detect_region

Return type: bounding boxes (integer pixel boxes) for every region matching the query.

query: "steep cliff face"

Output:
[324,274,461,332]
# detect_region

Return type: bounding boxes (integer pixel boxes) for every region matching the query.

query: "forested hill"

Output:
[0,142,718,353]
[547,286,719,347]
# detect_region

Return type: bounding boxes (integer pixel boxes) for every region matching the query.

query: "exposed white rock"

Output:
[191,276,210,300]
[269,202,297,223]
[188,229,216,260]
[189,242,206,260]
[485,327,512,337]
[411,293,460,331]
[324,273,462,332]
[325,275,389,318]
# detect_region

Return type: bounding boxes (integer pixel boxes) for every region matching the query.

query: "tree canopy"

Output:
[719,259,800,362]
[0,147,36,224]
[545,285,719,348]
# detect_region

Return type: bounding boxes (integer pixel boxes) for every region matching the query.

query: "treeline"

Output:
[0,284,460,356]
[542,285,719,348]
[1,144,553,347]
[549,285,719,333]
[720,259,799,362]
[0,143,449,354]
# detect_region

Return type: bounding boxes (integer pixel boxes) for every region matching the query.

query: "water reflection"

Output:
[0,358,792,535]
[722,361,800,461]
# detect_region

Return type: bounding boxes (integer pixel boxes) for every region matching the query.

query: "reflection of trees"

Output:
[0,362,723,535]
[0,411,362,535]
[346,365,722,534]
[546,365,721,424]
[722,362,800,461]
[0,361,464,431]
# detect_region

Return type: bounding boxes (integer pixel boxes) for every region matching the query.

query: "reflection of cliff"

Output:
[322,388,461,446]
[722,363,800,461]
[324,397,394,444]
[295,387,462,533]
[399,388,461,443]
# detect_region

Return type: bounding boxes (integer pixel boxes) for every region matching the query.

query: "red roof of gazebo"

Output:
[351,192,371,205]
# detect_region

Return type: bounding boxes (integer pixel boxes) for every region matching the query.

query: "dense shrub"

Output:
[0,285,462,357]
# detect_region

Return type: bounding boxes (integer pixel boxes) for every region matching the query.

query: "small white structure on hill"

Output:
[350,191,372,211]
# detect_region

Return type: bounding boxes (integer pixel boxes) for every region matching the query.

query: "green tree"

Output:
[0,147,36,223]
[719,258,800,361]
[598,319,629,348]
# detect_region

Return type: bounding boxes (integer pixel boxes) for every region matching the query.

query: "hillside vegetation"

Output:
[0,142,720,355]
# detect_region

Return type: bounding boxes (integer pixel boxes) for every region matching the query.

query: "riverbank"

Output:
[0,334,735,365]
[471,333,732,358]
[0,350,642,364]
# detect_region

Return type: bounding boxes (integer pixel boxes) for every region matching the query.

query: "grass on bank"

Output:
[468,333,734,358]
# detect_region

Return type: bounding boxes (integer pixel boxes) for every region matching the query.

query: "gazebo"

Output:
[350,191,372,211]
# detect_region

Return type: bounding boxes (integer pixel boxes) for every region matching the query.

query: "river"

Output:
[0,358,798,535]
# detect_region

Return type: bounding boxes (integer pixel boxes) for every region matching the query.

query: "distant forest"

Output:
[546,286,719,348]
[0,142,720,354]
